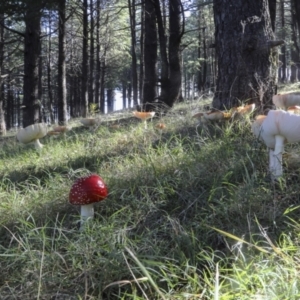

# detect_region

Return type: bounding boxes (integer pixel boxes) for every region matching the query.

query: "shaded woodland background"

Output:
[0,0,299,133]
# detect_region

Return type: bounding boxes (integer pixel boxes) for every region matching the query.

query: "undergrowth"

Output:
[1,99,300,299]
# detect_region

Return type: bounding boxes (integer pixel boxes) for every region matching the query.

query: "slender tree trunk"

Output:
[139,1,145,103]
[292,0,300,36]
[95,0,101,111]
[142,0,157,109]
[290,1,300,83]
[0,13,5,135]
[89,0,95,106]
[100,59,105,113]
[81,0,89,117]
[268,0,277,32]
[38,49,43,122]
[58,0,68,125]
[23,6,42,127]
[107,88,114,113]
[122,78,127,108]
[279,0,287,82]
[164,0,182,107]
[212,0,284,111]
[6,78,13,129]
[47,18,55,124]
[154,0,169,99]
[128,0,138,105]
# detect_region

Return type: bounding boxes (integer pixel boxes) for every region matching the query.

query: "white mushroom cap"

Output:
[251,115,267,140]
[260,110,300,148]
[16,123,48,149]
[272,93,300,110]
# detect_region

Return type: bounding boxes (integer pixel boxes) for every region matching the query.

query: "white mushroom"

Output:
[272,93,300,110]
[251,110,300,180]
[16,123,48,150]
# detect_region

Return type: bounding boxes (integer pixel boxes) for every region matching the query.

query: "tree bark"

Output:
[0,13,5,135]
[58,0,68,125]
[23,5,42,127]
[292,0,300,36]
[142,0,157,108]
[95,0,101,113]
[164,0,182,107]
[279,0,286,82]
[128,0,138,106]
[268,0,277,32]
[212,0,284,111]
[89,0,95,106]
[81,0,89,117]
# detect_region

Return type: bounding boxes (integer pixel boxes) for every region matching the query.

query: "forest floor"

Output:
[1,83,300,299]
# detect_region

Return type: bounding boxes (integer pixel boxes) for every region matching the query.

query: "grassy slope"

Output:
[1,90,300,299]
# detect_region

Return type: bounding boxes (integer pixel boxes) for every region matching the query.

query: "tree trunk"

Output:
[139,1,145,103]
[95,0,101,112]
[23,6,42,127]
[212,0,284,111]
[164,0,182,107]
[142,0,157,109]
[81,0,89,117]
[292,0,300,36]
[268,0,277,32]
[47,17,55,124]
[128,0,138,106]
[58,0,68,125]
[89,0,95,106]
[100,59,106,114]
[106,89,114,113]
[0,13,5,135]
[279,0,287,82]
[154,0,169,100]
[290,1,300,83]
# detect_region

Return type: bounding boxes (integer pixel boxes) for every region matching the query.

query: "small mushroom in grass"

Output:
[52,125,71,133]
[251,110,300,180]
[155,123,166,130]
[192,110,233,124]
[16,123,48,150]
[287,105,300,114]
[80,118,98,127]
[47,130,61,137]
[69,174,108,230]
[47,125,71,137]
[232,103,256,119]
[273,93,300,110]
[133,111,155,129]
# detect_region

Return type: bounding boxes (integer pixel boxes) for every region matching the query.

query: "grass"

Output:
[1,94,300,299]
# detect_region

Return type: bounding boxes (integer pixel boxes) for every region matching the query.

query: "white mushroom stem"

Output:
[34,139,44,150]
[269,135,285,180]
[80,203,94,230]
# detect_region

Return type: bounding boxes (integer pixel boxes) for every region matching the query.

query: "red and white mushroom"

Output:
[69,174,108,229]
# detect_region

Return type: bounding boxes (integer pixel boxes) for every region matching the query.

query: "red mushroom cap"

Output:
[69,174,108,205]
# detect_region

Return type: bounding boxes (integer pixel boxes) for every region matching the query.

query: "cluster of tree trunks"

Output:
[0,0,300,135]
